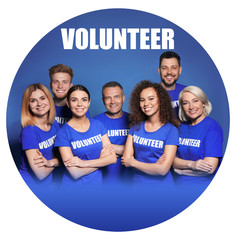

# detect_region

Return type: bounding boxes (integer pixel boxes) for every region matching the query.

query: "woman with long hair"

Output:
[121,80,179,187]
[54,84,117,187]
[19,83,59,187]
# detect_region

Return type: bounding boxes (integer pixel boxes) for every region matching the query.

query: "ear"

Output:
[158,67,161,75]
[122,94,125,103]
[179,66,182,75]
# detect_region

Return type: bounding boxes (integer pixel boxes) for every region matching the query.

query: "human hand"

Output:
[33,150,52,167]
[189,159,212,173]
[157,153,166,164]
[121,156,135,167]
[64,156,87,168]
[100,144,115,158]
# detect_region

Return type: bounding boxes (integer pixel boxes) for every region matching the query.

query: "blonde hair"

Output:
[21,83,56,128]
[178,86,212,122]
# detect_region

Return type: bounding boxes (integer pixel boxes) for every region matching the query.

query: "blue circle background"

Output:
[7,9,229,231]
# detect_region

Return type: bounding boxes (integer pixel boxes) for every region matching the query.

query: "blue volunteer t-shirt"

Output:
[55,105,91,127]
[54,119,107,186]
[19,121,59,186]
[93,112,130,183]
[129,122,179,186]
[168,83,186,117]
[176,117,223,186]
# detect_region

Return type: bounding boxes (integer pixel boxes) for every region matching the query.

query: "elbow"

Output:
[156,165,171,176]
[158,169,169,176]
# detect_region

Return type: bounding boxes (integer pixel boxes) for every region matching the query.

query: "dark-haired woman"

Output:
[54,85,117,186]
[121,80,179,187]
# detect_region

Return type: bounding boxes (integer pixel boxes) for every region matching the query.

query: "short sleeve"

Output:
[20,126,39,150]
[204,121,223,158]
[97,120,107,136]
[165,125,179,146]
[54,126,71,147]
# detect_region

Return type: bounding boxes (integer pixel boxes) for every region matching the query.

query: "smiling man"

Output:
[158,51,186,118]
[93,81,131,185]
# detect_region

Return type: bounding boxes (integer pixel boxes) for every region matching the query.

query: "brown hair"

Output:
[49,64,73,82]
[129,80,177,128]
[21,83,56,128]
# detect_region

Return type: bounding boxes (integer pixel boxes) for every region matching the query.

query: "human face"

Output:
[50,72,72,100]
[29,89,50,118]
[102,86,125,118]
[140,87,159,118]
[158,58,182,89]
[181,91,206,125]
[67,90,90,118]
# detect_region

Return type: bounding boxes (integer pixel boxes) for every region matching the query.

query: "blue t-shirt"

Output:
[129,122,179,186]
[54,119,107,186]
[175,117,223,186]
[93,112,130,183]
[19,121,59,186]
[168,83,186,117]
[55,105,91,127]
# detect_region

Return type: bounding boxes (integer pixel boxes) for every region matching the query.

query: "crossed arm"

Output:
[121,134,177,176]
[25,149,59,180]
[58,134,117,180]
[173,156,219,176]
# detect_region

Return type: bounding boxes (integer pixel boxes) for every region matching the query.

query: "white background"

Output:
[1,0,235,239]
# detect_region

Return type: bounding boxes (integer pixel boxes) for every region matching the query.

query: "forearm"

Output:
[173,157,194,170]
[82,152,117,168]
[176,169,211,177]
[131,159,170,176]
[112,144,125,157]
[66,166,98,180]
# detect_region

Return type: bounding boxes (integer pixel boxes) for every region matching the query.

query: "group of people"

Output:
[19,51,223,192]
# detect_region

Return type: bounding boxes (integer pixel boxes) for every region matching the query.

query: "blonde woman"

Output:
[19,83,59,187]
[173,86,223,189]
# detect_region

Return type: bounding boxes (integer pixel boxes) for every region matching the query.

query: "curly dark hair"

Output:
[129,80,178,128]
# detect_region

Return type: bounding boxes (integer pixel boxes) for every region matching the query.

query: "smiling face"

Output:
[140,87,159,118]
[50,72,72,100]
[29,89,50,118]
[67,90,90,118]
[102,86,125,118]
[181,91,206,125]
[158,57,182,90]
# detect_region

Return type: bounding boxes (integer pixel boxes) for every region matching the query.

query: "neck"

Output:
[161,82,176,91]
[34,115,50,130]
[69,115,90,131]
[106,110,123,119]
[190,114,206,126]
[54,97,67,107]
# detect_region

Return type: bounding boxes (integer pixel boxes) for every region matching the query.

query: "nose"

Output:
[36,100,42,106]
[189,102,194,109]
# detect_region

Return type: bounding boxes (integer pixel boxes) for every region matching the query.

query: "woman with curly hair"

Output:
[121,80,179,187]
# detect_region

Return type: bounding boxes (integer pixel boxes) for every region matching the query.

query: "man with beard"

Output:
[158,51,186,118]
[93,81,131,185]
[49,64,90,127]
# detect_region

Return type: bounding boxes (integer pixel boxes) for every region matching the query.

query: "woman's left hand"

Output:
[64,156,87,168]
[33,150,53,168]
[121,156,135,167]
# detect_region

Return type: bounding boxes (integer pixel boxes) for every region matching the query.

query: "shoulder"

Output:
[20,125,37,137]
[122,111,130,118]
[204,117,223,132]
[93,112,106,121]
[175,83,187,91]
